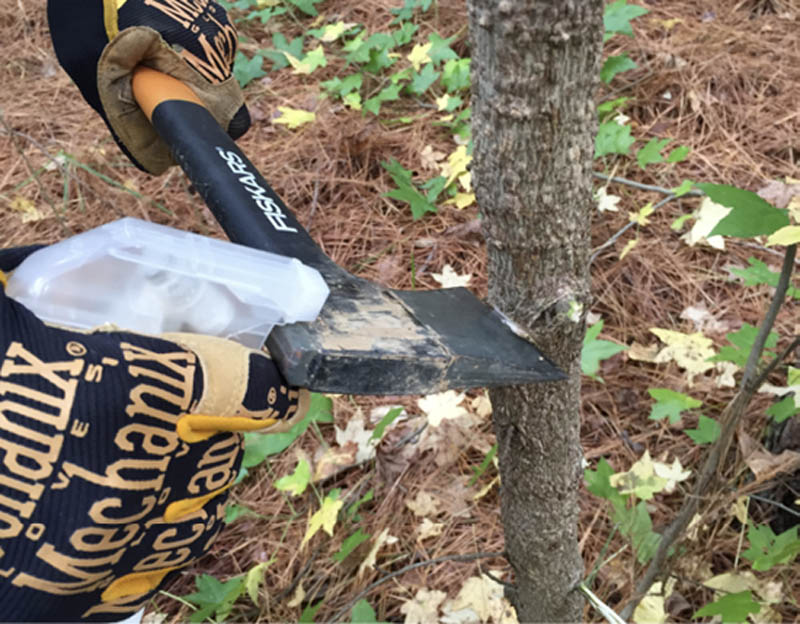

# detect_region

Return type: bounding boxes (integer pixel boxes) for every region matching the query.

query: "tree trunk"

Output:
[467,1,602,621]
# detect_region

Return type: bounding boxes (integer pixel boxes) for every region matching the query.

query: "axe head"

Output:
[132,69,565,396]
[267,275,565,395]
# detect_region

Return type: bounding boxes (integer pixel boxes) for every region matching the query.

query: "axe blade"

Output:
[268,281,565,395]
[133,67,565,395]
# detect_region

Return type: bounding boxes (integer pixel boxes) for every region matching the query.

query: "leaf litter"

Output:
[5,0,800,621]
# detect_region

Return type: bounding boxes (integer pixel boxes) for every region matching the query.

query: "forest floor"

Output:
[1,0,799,621]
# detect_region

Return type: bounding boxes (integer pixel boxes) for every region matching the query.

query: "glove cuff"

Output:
[97,26,246,175]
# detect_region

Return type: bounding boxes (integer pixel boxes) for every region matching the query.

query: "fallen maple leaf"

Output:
[358,528,397,577]
[418,390,468,426]
[431,264,471,288]
[405,490,442,517]
[301,491,343,547]
[417,518,444,541]
[650,327,716,386]
[335,414,377,463]
[442,573,518,624]
[401,588,447,624]
[595,186,621,212]
[272,106,315,129]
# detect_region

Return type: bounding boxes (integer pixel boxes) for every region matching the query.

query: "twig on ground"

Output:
[329,550,507,622]
[620,244,797,620]
[593,172,703,197]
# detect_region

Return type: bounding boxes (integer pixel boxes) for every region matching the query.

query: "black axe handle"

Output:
[132,67,344,282]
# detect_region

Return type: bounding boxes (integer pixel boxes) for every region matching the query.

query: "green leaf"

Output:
[604,0,649,41]
[364,84,402,115]
[346,489,374,522]
[600,53,637,84]
[742,523,800,571]
[332,528,371,562]
[694,591,761,623]
[710,323,778,368]
[440,58,471,92]
[468,443,498,486]
[597,96,631,119]
[666,145,690,163]
[766,395,800,424]
[696,183,790,238]
[581,320,627,381]
[371,407,404,441]
[391,0,433,22]
[671,179,695,197]
[636,137,671,169]
[426,33,458,65]
[245,6,287,23]
[265,33,304,70]
[233,51,265,87]
[626,501,660,564]
[595,120,635,158]
[585,458,625,504]
[224,503,256,524]
[647,388,702,424]
[321,73,363,97]
[350,599,379,623]
[407,63,439,95]
[286,0,323,16]
[381,159,438,219]
[300,601,323,623]
[242,394,332,469]
[684,415,721,445]
[185,574,246,623]
[274,459,311,496]
[392,21,418,46]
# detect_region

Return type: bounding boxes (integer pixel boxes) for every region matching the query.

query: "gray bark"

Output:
[467,1,602,621]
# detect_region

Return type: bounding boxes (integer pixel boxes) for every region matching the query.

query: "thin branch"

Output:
[578,583,627,624]
[329,550,507,622]
[748,493,800,519]
[752,335,800,390]
[593,172,704,197]
[620,244,797,620]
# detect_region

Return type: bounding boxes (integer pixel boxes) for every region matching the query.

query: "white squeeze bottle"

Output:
[6,218,329,348]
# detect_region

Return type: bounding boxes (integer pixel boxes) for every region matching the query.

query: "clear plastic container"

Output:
[6,217,329,348]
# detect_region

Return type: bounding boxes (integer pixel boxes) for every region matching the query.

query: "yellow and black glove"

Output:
[0,247,308,622]
[47,0,250,174]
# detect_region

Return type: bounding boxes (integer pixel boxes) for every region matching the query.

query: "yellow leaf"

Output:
[301,492,343,548]
[284,45,326,75]
[358,527,397,577]
[272,107,315,130]
[473,475,499,500]
[619,238,638,259]
[629,202,654,226]
[633,580,674,624]
[458,171,472,193]
[287,582,305,608]
[440,145,472,189]
[418,390,468,427]
[766,225,800,246]
[257,0,279,6]
[10,196,44,223]
[318,21,357,42]
[731,495,749,525]
[435,94,452,111]
[650,327,716,386]
[407,42,432,71]
[682,197,729,250]
[444,192,475,210]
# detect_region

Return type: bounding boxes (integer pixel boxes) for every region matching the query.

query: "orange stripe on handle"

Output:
[131,66,205,121]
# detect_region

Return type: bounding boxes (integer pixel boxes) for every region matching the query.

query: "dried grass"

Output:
[2,0,800,621]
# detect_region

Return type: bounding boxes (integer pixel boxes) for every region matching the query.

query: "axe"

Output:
[131,67,563,395]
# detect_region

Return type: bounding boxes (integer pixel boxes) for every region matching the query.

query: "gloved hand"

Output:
[47,0,250,175]
[0,247,307,622]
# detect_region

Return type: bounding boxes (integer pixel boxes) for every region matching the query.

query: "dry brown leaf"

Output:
[405,490,442,517]
[757,178,800,210]
[628,342,660,362]
[313,443,357,481]
[400,588,446,624]
[471,394,493,418]
[739,431,800,482]
[417,517,444,541]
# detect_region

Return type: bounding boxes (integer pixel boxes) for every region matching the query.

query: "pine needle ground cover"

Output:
[1,0,799,621]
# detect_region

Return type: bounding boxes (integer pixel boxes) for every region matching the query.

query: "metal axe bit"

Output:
[132,67,564,395]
